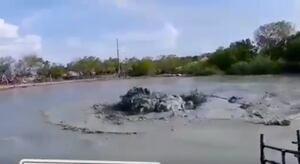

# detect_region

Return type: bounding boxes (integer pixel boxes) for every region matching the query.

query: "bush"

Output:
[228,61,250,75]
[180,61,221,75]
[228,56,281,75]
[68,56,102,76]
[50,66,66,79]
[155,55,183,74]
[283,32,300,62]
[129,60,156,76]
[208,40,257,72]
[281,62,300,73]
[248,56,281,74]
[208,48,236,71]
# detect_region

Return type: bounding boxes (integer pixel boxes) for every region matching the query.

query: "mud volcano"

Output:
[91,87,207,124]
[54,87,292,135]
[115,87,206,114]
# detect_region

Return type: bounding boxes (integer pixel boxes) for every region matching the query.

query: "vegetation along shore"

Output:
[1,20,300,86]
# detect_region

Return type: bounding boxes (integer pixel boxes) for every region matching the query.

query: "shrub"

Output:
[208,48,236,71]
[283,32,300,62]
[228,61,250,75]
[248,56,281,74]
[281,62,300,73]
[50,66,66,79]
[228,56,281,75]
[180,61,221,75]
[129,60,156,76]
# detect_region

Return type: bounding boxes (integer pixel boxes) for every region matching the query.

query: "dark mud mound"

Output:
[111,87,206,115]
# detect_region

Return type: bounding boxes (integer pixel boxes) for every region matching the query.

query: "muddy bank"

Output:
[0,75,128,91]
[91,87,291,126]
[53,87,297,135]
[56,121,138,135]
[0,75,187,92]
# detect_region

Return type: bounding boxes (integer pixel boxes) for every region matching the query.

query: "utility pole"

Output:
[116,38,121,77]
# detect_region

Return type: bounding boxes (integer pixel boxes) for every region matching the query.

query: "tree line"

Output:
[128,20,300,76]
[0,20,300,84]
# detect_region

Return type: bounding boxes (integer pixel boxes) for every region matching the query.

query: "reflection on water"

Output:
[0,76,300,164]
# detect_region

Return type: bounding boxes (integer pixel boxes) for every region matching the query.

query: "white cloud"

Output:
[0,19,18,38]
[0,18,41,58]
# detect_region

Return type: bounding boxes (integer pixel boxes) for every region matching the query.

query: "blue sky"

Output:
[0,0,299,63]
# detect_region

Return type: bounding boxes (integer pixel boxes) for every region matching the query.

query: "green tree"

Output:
[229,39,257,61]
[228,56,281,75]
[283,32,300,62]
[155,55,182,74]
[123,57,139,74]
[23,55,43,68]
[254,21,295,51]
[208,47,236,71]
[180,61,221,75]
[277,32,300,73]
[129,59,156,76]
[24,55,44,76]
[49,65,66,79]
[14,55,44,77]
[0,56,15,75]
[37,60,51,78]
[0,56,15,83]
[208,39,258,72]
[68,56,101,77]
[101,58,118,74]
[227,61,250,75]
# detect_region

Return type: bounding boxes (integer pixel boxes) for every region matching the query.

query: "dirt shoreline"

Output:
[0,74,282,91]
[0,75,124,91]
[0,74,186,91]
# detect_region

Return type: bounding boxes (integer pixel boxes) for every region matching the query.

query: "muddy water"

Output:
[1,76,300,164]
